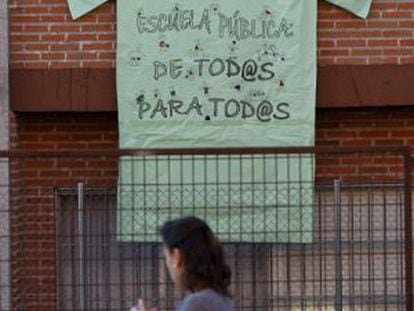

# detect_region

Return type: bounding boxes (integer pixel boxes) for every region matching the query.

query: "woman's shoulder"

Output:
[187,288,230,302]
[178,289,234,311]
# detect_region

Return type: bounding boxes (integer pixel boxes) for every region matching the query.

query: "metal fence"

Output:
[0,146,412,311]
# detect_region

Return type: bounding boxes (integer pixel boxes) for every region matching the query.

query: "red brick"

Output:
[24,6,49,14]
[374,139,405,145]
[72,133,102,140]
[341,121,374,128]
[50,43,79,51]
[334,57,368,65]
[317,167,357,174]
[56,160,86,168]
[99,52,116,59]
[398,3,414,9]
[66,52,97,60]
[71,170,102,177]
[399,20,414,28]
[336,21,367,28]
[359,167,388,174]
[39,15,66,23]
[25,43,49,51]
[401,39,414,46]
[11,34,40,42]
[337,40,367,47]
[391,130,414,137]
[368,57,400,64]
[49,24,80,32]
[383,48,413,55]
[342,140,372,146]
[382,11,412,19]
[351,49,383,56]
[358,131,389,138]
[67,33,97,41]
[374,121,404,128]
[317,40,335,48]
[81,24,113,32]
[326,131,357,138]
[372,3,397,10]
[39,170,71,178]
[55,142,87,149]
[382,30,413,37]
[24,25,49,32]
[342,158,373,165]
[40,52,65,60]
[368,39,399,47]
[404,56,414,63]
[366,21,399,28]
[82,42,113,50]
[319,49,350,56]
[40,34,65,41]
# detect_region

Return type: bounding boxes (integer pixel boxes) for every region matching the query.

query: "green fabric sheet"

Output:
[66,0,107,19]
[325,0,372,18]
[67,1,373,21]
[118,154,314,242]
[116,0,317,242]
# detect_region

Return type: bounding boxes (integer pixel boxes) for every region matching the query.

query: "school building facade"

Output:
[1,0,414,310]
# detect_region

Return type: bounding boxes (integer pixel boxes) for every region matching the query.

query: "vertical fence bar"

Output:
[0,0,10,308]
[0,161,10,311]
[334,179,343,311]
[54,187,60,311]
[78,182,85,311]
[403,150,413,311]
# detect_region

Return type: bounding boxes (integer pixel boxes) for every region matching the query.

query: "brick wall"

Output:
[9,0,116,68]
[318,0,414,65]
[8,0,414,68]
[316,107,411,182]
[18,112,117,150]
[317,107,414,147]
[10,112,118,310]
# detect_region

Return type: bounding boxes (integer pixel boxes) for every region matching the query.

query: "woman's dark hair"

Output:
[160,216,231,297]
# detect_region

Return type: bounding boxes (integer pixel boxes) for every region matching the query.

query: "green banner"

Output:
[326,0,372,18]
[66,0,107,19]
[117,0,317,147]
[116,0,317,242]
[67,0,373,20]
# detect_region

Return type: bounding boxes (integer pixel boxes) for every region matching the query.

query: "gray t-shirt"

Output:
[175,289,234,311]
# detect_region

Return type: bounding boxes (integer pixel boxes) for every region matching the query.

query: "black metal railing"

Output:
[0,145,411,310]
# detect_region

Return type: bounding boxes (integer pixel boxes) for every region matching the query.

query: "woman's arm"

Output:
[130,299,158,311]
